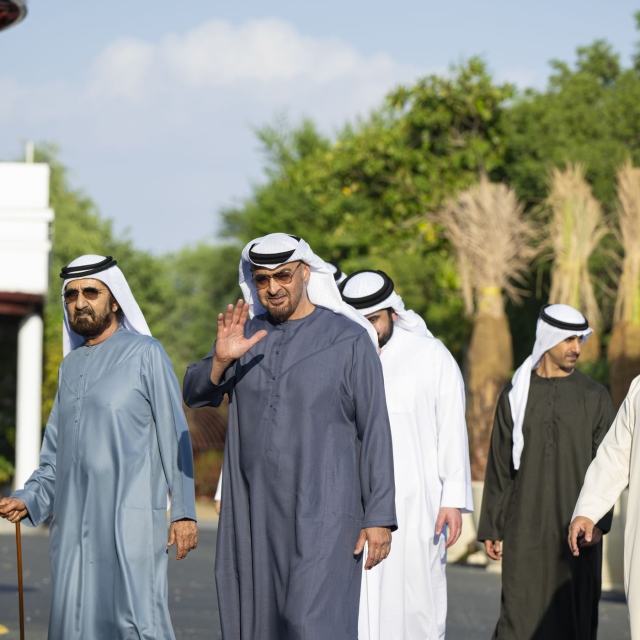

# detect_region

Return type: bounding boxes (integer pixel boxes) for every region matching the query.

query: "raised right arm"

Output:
[183,300,267,408]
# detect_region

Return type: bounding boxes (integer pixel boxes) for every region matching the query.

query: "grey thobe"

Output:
[183,306,397,640]
[477,370,614,640]
[14,328,197,640]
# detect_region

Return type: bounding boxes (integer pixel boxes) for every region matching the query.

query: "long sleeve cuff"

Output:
[183,359,229,408]
[170,504,198,523]
[441,480,474,513]
[572,491,616,528]
[12,489,49,528]
[362,514,398,531]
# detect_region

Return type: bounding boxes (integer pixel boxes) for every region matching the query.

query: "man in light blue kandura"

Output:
[0,254,198,640]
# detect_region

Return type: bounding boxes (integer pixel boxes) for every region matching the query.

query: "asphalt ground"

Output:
[0,527,631,639]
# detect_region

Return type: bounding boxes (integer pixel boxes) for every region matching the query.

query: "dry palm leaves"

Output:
[613,161,640,326]
[609,161,640,407]
[546,163,605,328]
[436,175,536,318]
[436,177,535,480]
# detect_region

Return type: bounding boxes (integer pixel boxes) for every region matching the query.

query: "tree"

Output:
[545,164,607,363]
[609,161,640,407]
[37,146,171,421]
[222,59,515,355]
[436,177,535,479]
[162,243,244,378]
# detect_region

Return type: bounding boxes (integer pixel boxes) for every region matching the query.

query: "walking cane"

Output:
[15,521,25,640]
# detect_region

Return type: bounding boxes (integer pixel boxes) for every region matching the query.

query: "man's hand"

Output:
[0,497,27,523]
[354,526,392,570]
[484,539,502,561]
[210,300,268,384]
[568,517,601,556]
[435,507,462,548]
[167,519,198,560]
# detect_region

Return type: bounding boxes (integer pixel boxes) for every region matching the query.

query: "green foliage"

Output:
[222,59,513,356]
[23,22,640,447]
[193,448,224,499]
[576,355,611,387]
[37,145,173,418]
[161,243,243,377]
[0,456,14,486]
[502,41,640,210]
[0,316,18,485]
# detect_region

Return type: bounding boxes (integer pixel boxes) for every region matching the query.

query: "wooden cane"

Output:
[15,521,25,640]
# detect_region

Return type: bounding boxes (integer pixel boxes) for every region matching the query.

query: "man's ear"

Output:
[302,263,311,282]
[391,310,399,323]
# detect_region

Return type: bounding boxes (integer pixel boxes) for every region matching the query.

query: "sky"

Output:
[0,1,638,254]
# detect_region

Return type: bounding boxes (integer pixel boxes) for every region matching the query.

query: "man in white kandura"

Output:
[569,375,640,639]
[340,269,473,640]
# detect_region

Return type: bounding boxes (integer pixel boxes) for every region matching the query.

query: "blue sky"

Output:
[0,1,637,253]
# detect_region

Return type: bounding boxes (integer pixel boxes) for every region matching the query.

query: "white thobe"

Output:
[359,327,473,640]
[572,375,640,639]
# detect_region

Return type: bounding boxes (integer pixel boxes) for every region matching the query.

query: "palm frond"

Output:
[614,161,640,325]
[435,176,536,317]
[546,164,605,328]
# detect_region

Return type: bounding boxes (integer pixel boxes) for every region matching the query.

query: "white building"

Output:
[0,161,54,491]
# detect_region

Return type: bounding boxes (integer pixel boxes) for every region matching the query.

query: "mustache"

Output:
[73,308,96,318]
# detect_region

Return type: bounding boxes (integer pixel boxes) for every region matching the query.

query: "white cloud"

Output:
[0,18,427,252]
[89,38,156,101]
[86,18,418,100]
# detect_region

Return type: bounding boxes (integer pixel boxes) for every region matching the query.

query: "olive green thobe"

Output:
[477,370,614,640]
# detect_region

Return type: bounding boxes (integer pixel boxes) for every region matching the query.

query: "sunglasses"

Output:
[252,262,302,289]
[63,287,108,304]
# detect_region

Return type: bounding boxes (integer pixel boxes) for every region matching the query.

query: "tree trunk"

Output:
[608,321,640,409]
[466,310,513,481]
[579,328,601,363]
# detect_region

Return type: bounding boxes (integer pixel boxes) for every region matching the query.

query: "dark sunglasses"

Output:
[252,262,302,290]
[63,287,108,303]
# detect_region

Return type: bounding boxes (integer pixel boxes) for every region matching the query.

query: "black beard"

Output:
[69,307,114,339]
[268,304,295,323]
[378,320,394,349]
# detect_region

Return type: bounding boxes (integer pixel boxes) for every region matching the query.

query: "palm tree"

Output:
[609,161,640,408]
[437,176,535,480]
[545,164,606,363]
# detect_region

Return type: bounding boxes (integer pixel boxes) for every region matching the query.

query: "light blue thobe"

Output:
[14,327,197,640]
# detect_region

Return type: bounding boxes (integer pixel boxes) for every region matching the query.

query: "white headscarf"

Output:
[339,270,433,337]
[326,261,348,285]
[61,254,151,356]
[509,303,593,470]
[239,233,378,346]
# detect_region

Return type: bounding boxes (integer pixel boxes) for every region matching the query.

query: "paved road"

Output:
[0,529,631,639]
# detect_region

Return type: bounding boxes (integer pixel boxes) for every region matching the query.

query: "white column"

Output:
[13,313,44,491]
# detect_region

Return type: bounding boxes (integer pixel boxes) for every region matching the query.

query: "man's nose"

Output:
[74,292,90,308]
[572,338,582,354]
[267,277,280,294]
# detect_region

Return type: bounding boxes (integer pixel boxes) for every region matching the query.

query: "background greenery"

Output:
[3,25,640,488]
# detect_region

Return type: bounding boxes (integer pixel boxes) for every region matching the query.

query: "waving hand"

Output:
[210,300,267,384]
